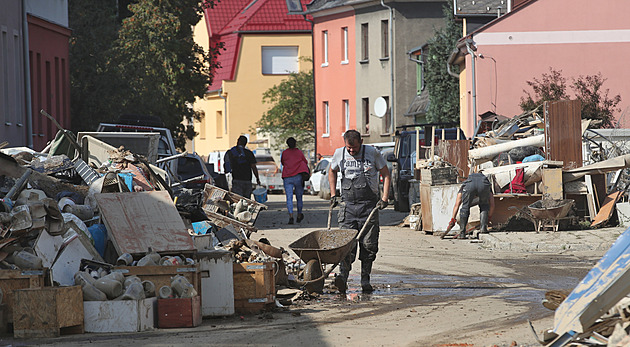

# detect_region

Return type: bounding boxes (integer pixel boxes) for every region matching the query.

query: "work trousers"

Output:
[337,199,379,279]
[460,173,491,230]
[283,174,304,215]
[232,179,253,199]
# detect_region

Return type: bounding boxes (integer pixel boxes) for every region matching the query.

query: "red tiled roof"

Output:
[205,0,311,92]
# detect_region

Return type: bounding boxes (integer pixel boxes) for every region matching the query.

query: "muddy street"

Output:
[9,194,604,347]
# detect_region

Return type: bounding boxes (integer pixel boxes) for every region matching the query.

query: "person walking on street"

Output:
[329,130,391,293]
[445,172,495,239]
[280,137,309,224]
[224,135,261,198]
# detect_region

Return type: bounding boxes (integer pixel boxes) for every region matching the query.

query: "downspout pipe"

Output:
[303,14,316,160]
[22,0,33,148]
[381,0,394,134]
[218,87,227,134]
[465,39,480,138]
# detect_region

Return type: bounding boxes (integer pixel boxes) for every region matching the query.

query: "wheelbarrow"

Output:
[527,199,574,232]
[289,204,379,293]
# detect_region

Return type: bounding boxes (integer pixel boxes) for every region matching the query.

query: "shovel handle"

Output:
[327,204,333,230]
[357,206,379,241]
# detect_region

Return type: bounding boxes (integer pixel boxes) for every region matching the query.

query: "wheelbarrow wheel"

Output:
[303,259,324,294]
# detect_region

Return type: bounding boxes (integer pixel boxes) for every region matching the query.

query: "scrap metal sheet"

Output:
[553,226,630,335]
[95,191,194,255]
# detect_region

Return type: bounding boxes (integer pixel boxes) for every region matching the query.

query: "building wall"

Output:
[0,1,27,147]
[391,2,445,129]
[354,6,392,141]
[191,33,312,157]
[461,0,630,136]
[314,10,356,156]
[28,14,71,150]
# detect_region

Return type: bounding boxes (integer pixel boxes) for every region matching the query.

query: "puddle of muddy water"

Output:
[321,273,581,305]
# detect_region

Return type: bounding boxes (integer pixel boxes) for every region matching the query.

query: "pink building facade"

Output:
[457,0,630,137]
[313,10,356,156]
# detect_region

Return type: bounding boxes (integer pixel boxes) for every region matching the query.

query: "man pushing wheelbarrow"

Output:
[328,130,390,294]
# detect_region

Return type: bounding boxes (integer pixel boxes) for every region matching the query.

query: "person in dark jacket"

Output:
[224,136,261,198]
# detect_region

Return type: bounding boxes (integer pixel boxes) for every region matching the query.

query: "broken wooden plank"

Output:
[591,190,623,227]
[94,191,195,256]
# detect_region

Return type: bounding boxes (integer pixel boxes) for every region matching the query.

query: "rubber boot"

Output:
[360,261,374,293]
[480,210,489,234]
[457,214,469,239]
[334,258,351,293]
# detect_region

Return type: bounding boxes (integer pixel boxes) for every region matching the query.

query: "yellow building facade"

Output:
[188,24,312,158]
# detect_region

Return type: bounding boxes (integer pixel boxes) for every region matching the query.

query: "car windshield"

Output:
[177,157,204,180]
[315,159,330,172]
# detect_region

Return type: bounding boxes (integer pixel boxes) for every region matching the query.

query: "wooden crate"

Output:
[112,265,201,299]
[420,167,458,186]
[201,184,268,237]
[0,268,51,324]
[157,296,201,328]
[13,286,84,338]
[233,262,275,314]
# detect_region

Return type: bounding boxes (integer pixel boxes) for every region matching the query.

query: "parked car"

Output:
[308,158,330,195]
[174,153,213,190]
[254,153,283,193]
[388,123,466,212]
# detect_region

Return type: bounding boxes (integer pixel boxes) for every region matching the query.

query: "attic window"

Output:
[262,46,299,75]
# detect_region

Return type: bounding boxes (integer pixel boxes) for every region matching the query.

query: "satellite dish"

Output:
[374,97,388,118]
[285,0,304,14]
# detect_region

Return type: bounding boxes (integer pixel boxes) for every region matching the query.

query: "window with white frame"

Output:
[341,27,348,64]
[323,101,330,136]
[343,99,350,131]
[322,30,329,66]
[261,46,298,74]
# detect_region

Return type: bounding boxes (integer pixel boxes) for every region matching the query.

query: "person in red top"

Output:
[281,137,309,224]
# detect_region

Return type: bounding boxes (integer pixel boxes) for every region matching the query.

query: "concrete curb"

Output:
[478,228,626,252]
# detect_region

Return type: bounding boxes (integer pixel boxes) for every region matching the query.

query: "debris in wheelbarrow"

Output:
[288,206,378,294]
[528,199,574,232]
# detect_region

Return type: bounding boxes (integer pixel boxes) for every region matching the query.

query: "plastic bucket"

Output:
[253,188,267,203]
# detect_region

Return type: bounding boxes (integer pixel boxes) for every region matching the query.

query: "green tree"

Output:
[112,0,221,149]
[255,65,314,151]
[426,2,462,123]
[520,68,622,128]
[69,0,122,132]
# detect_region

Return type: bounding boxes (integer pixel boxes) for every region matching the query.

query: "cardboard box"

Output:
[233,262,275,314]
[0,268,51,323]
[157,296,201,328]
[83,297,157,332]
[13,286,84,338]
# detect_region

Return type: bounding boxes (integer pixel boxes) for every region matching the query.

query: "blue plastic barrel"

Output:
[88,224,108,257]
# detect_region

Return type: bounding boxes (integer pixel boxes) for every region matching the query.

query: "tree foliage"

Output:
[255,64,314,151]
[69,0,122,132]
[520,68,622,128]
[69,0,221,149]
[425,2,462,123]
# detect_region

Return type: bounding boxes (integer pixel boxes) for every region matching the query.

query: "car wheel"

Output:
[309,185,316,195]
